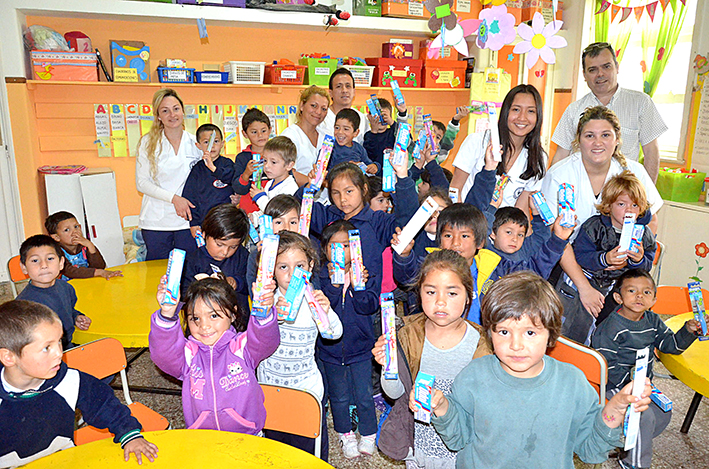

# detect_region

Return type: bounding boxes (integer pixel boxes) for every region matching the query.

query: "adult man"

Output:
[551,42,667,181]
[317,68,370,144]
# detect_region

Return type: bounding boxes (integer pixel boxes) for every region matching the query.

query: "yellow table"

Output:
[71,260,167,348]
[658,312,709,433]
[22,429,333,468]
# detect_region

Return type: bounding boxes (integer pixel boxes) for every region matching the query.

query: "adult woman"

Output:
[280,86,330,186]
[450,84,547,214]
[540,106,663,342]
[135,88,202,260]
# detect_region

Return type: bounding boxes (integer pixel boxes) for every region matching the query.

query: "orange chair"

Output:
[653,286,709,316]
[548,336,608,404]
[650,241,665,284]
[7,255,29,298]
[63,338,169,445]
[261,384,322,457]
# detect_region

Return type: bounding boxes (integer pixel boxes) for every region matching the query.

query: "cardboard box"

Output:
[422,59,466,88]
[381,0,429,19]
[354,0,382,16]
[110,40,150,82]
[419,39,457,61]
[383,39,414,59]
[366,58,423,87]
[30,50,98,81]
[451,0,482,21]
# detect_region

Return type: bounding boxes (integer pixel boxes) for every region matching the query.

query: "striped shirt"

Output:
[591,310,697,392]
[551,87,668,162]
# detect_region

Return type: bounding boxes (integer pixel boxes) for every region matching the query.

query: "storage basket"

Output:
[223,61,265,84]
[31,50,98,81]
[157,67,195,83]
[194,71,229,83]
[344,65,375,87]
[264,62,306,85]
[298,57,339,86]
[656,168,706,203]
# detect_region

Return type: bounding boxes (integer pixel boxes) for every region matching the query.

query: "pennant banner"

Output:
[596,0,611,14]
[619,6,633,22]
[634,5,645,21]
[611,4,621,21]
[646,1,658,20]
[598,0,679,21]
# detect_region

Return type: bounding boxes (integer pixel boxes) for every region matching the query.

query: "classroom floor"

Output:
[2,281,709,468]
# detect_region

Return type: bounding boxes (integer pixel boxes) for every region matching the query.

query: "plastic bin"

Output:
[31,50,98,81]
[422,59,467,88]
[223,61,265,84]
[264,62,306,85]
[194,71,229,83]
[656,168,706,203]
[157,67,195,83]
[381,0,429,19]
[299,58,339,86]
[344,65,375,87]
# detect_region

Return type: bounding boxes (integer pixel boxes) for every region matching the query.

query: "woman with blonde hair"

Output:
[135,88,202,260]
[280,85,330,186]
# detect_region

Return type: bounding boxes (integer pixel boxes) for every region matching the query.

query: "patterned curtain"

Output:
[640,0,688,96]
[594,0,634,64]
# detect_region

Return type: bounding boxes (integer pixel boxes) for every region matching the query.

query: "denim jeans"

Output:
[322,359,377,436]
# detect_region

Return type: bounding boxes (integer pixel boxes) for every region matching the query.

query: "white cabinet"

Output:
[656,201,709,287]
[44,168,125,267]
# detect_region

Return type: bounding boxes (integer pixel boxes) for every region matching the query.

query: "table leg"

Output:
[126,348,148,368]
[680,392,703,434]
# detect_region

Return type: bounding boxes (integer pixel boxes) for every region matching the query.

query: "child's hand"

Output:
[203,150,216,172]
[230,193,241,206]
[490,185,504,209]
[431,389,449,417]
[190,226,201,238]
[529,194,539,216]
[243,159,256,179]
[96,268,123,280]
[349,265,369,286]
[627,243,645,264]
[367,113,387,133]
[423,142,437,164]
[604,246,628,270]
[313,289,331,312]
[391,227,415,258]
[249,183,264,200]
[225,276,237,289]
[157,275,179,318]
[372,334,387,366]
[390,153,408,179]
[685,316,708,335]
[253,280,277,309]
[123,437,158,465]
[275,296,290,321]
[75,314,91,331]
[551,214,576,241]
[366,163,378,175]
[602,378,652,429]
[72,233,95,251]
[483,143,499,171]
[395,101,407,116]
[453,106,468,122]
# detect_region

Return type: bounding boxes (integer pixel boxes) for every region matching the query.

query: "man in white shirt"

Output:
[317,68,370,143]
[551,42,667,182]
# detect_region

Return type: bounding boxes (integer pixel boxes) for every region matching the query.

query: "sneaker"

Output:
[349,404,358,432]
[358,434,377,456]
[339,431,360,459]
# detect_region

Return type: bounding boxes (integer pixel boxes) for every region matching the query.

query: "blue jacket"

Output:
[182,156,235,227]
[232,148,254,196]
[408,160,450,191]
[16,280,83,348]
[363,124,397,176]
[485,211,552,263]
[330,141,378,172]
[317,266,380,365]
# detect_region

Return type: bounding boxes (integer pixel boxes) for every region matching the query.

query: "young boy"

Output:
[487,206,551,262]
[318,67,370,144]
[592,269,704,469]
[45,211,121,280]
[0,300,157,467]
[15,235,91,349]
[435,106,469,163]
[182,123,235,237]
[233,107,272,214]
[250,136,299,211]
[363,97,409,173]
[330,108,378,175]
[420,271,652,468]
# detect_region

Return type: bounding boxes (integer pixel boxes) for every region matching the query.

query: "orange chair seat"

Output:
[74,402,169,445]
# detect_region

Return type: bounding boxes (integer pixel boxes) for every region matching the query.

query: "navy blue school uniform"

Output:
[232,148,254,196]
[181,156,235,228]
[408,160,450,191]
[484,211,551,263]
[363,124,397,176]
[329,141,379,172]
[181,244,250,313]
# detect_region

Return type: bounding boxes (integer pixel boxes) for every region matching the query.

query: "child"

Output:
[181,204,250,314]
[424,271,653,468]
[330,108,378,175]
[16,235,91,349]
[232,108,272,214]
[258,231,343,459]
[366,176,392,214]
[149,276,279,434]
[592,269,704,469]
[0,300,158,467]
[45,211,122,280]
[182,123,235,236]
[363,97,409,172]
[373,249,491,466]
[409,141,451,194]
[487,205,550,262]
[250,136,299,211]
[318,220,380,459]
[435,106,469,163]
[561,171,656,343]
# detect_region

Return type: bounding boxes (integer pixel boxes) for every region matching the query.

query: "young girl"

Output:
[181,204,250,313]
[257,230,343,459]
[149,276,279,434]
[561,171,656,343]
[318,220,380,459]
[373,249,491,468]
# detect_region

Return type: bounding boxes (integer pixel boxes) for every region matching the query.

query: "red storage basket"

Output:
[264,62,306,85]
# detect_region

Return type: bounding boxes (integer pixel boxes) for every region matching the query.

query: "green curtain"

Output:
[593,0,634,65]
[641,0,688,96]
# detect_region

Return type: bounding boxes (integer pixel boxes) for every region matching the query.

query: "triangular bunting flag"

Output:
[646,1,658,20]
[634,5,644,21]
[611,4,621,21]
[659,0,670,12]
[679,0,686,5]
[619,6,633,22]
[596,0,611,14]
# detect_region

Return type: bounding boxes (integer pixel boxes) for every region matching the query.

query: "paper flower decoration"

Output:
[481,0,508,4]
[426,0,457,32]
[476,5,517,51]
[696,242,709,258]
[428,20,481,58]
[513,12,567,69]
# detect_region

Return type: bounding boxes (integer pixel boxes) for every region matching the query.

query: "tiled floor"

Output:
[2,281,708,468]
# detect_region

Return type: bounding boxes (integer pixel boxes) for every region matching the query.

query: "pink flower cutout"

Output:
[513,13,567,69]
[476,5,517,51]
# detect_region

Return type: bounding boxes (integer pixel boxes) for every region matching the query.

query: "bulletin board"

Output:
[687,80,709,170]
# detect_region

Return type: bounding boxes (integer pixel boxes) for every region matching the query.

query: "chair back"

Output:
[650,240,665,283]
[63,338,127,380]
[261,384,322,456]
[548,336,607,404]
[7,255,29,297]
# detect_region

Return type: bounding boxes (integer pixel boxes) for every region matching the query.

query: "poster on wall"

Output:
[125,104,142,157]
[109,104,128,157]
[94,104,112,158]
[224,105,239,155]
[692,83,709,167]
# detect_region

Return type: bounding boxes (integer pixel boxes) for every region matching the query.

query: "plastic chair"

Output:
[62,338,169,445]
[548,336,607,405]
[7,255,29,298]
[653,286,709,316]
[650,240,665,284]
[261,383,322,457]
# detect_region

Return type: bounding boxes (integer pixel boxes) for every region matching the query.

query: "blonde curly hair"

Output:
[295,86,330,123]
[139,89,185,181]
[572,106,627,168]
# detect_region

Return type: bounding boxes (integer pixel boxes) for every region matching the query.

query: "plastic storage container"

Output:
[31,50,98,81]
[264,62,306,85]
[194,71,229,83]
[157,67,195,83]
[381,0,429,18]
[656,168,707,203]
[344,65,375,87]
[366,58,422,88]
[299,58,339,86]
[422,59,467,88]
[223,61,265,84]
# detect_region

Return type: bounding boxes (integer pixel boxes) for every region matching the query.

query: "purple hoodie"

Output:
[149,310,280,434]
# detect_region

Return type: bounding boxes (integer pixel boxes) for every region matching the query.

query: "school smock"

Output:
[135,130,202,231]
[252,175,299,211]
[257,289,342,401]
[431,354,622,468]
[181,156,235,227]
[280,124,326,175]
[453,131,546,206]
[149,309,280,434]
[317,107,369,145]
[329,141,378,172]
[539,153,663,240]
[0,362,143,468]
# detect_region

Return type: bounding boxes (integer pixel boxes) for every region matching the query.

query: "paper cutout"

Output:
[125,104,141,157]
[475,5,517,51]
[426,0,457,31]
[224,105,239,155]
[513,13,567,69]
[633,6,644,21]
[94,104,112,157]
[620,6,632,22]
[197,105,211,127]
[596,0,610,14]
[481,0,507,4]
[109,104,128,157]
[197,18,208,39]
[211,105,224,132]
[611,4,621,21]
[646,1,657,20]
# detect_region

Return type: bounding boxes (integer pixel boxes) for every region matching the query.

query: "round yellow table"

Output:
[21,429,333,468]
[71,260,167,348]
[657,312,709,433]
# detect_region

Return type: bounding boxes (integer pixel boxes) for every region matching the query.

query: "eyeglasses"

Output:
[583,42,614,56]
